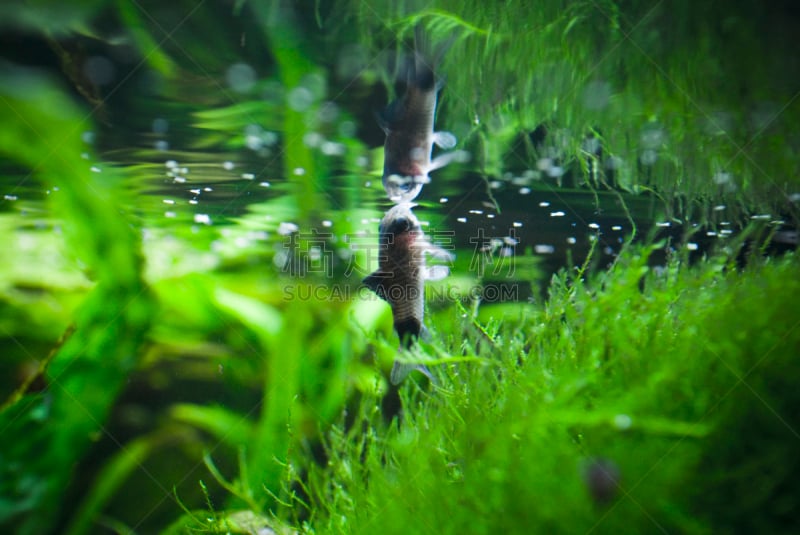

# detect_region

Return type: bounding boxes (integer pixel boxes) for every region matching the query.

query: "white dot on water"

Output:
[713,172,732,185]
[513,221,523,228]
[173,176,186,184]
[164,211,176,218]
[259,182,270,188]
[566,237,577,244]
[656,221,671,227]
[322,220,333,228]
[547,166,564,178]
[469,209,483,215]
[613,414,632,430]
[535,244,555,254]
[226,63,257,93]
[165,160,178,169]
[194,213,211,225]
[303,132,323,147]
[203,187,213,192]
[687,242,699,251]
[550,211,565,217]
[189,199,198,205]
[242,173,255,180]
[163,199,175,205]
[612,225,622,231]
[457,217,467,223]
[588,222,600,229]
[539,201,550,207]
[288,86,314,111]
[439,197,448,203]
[487,214,495,219]
[4,194,18,201]
[223,161,235,170]
[321,141,346,156]
[90,166,101,173]
[246,134,263,151]
[293,167,305,176]
[278,222,299,235]
[489,180,502,189]
[519,187,531,195]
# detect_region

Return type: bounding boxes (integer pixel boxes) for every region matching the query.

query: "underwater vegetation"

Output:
[0,1,799,534]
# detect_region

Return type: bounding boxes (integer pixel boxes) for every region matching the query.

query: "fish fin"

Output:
[391,360,436,385]
[363,272,389,301]
[420,324,432,343]
[426,245,455,262]
[433,131,457,149]
[423,265,450,281]
[429,151,459,172]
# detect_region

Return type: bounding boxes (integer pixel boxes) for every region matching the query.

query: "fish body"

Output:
[380,27,457,203]
[363,203,453,383]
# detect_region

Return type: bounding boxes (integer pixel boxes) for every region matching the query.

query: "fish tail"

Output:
[411,23,454,92]
[411,24,436,91]
[391,360,436,385]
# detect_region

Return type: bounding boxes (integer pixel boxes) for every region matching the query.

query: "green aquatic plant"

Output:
[332,0,800,221]
[0,68,154,534]
[288,244,800,534]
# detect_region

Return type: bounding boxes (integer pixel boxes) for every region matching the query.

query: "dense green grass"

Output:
[262,245,797,534]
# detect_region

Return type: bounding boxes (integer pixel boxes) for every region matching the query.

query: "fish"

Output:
[379,26,458,203]
[363,202,454,384]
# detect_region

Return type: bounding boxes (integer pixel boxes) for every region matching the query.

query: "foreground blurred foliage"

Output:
[1,0,798,534]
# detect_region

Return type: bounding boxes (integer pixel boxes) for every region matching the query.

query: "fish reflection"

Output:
[380,26,458,203]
